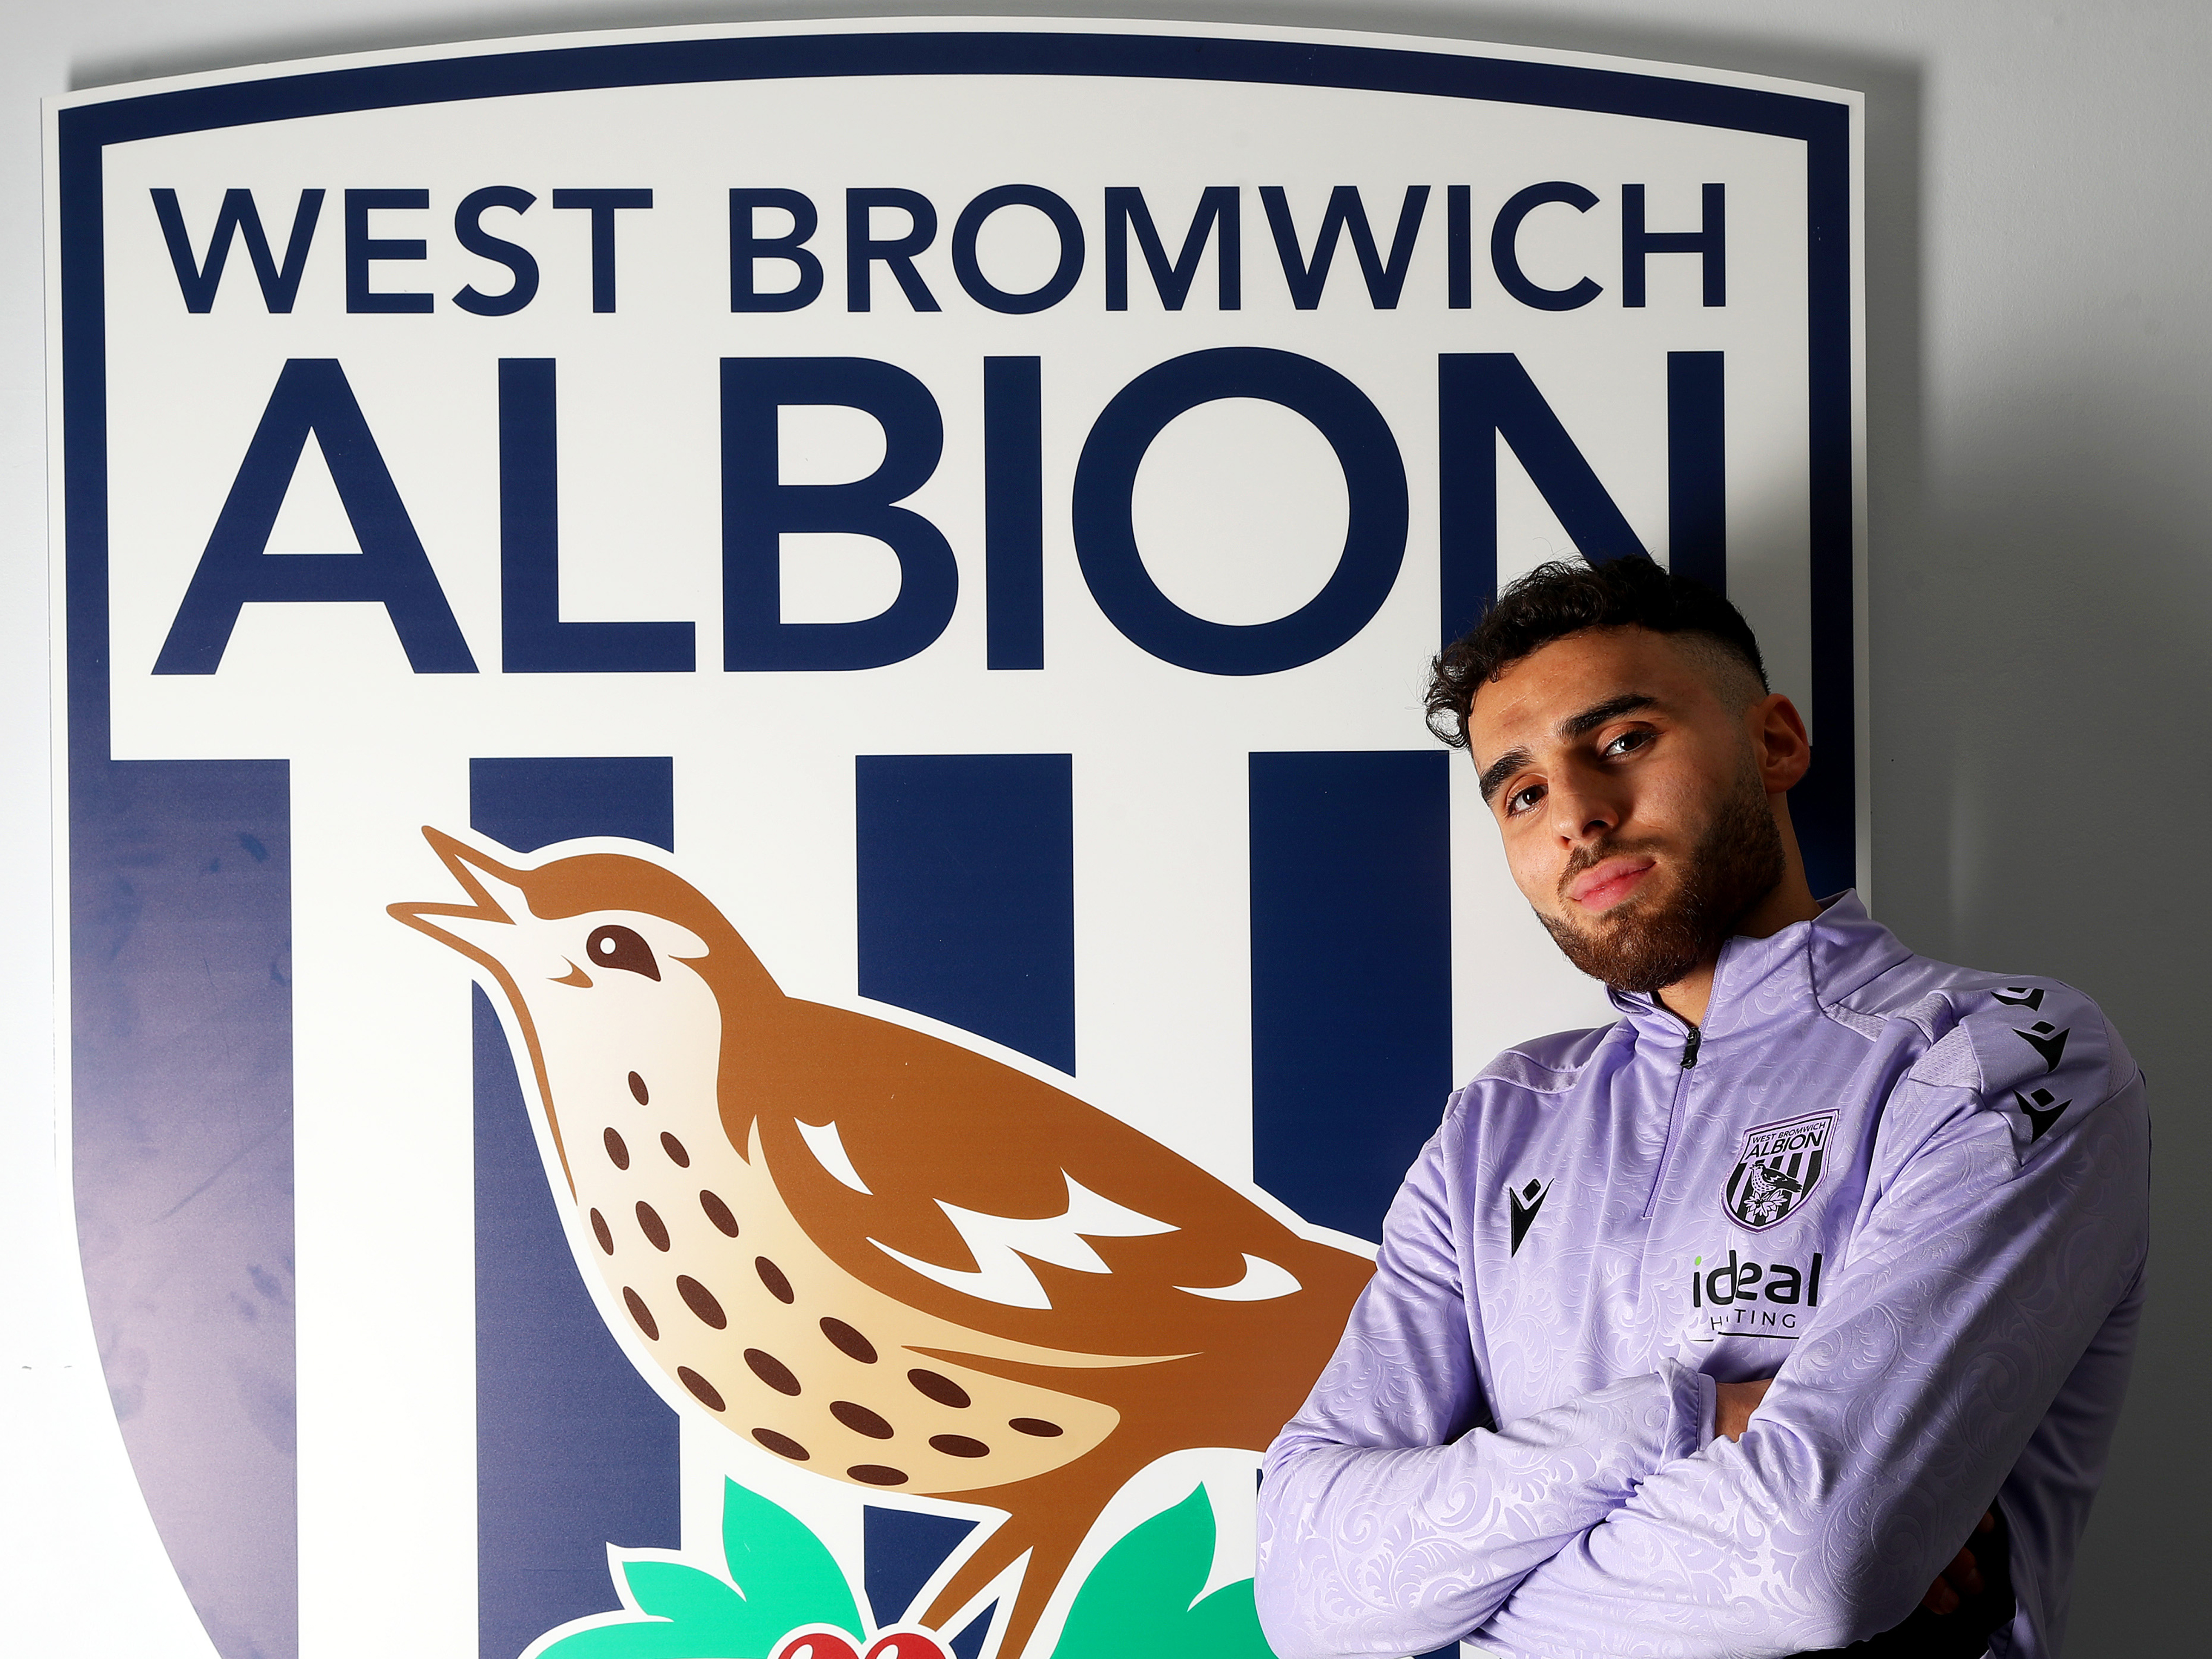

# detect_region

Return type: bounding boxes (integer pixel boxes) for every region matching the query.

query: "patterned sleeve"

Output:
[1473,993,2151,1658]
[1255,1100,1715,1659]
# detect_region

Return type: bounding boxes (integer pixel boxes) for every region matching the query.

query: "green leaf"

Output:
[531,1480,862,1659]
[1049,1487,1279,1659]
[622,1561,756,1626]
[718,1480,863,1644]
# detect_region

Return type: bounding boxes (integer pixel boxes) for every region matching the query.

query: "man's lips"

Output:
[1566,857,1657,912]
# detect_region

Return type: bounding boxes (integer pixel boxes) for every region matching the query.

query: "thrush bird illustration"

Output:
[1740,1162,1804,1227]
[391,829,1373,1659]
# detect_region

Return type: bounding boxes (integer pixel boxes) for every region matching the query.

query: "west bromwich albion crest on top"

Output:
[1724,1110,1834,1231]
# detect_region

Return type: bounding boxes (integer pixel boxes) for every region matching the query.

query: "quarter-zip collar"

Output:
[1603,891,1911,1058]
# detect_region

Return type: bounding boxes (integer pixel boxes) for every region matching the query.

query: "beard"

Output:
[1537,762,1787,996]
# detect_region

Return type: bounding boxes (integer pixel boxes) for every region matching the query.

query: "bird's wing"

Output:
[728,995,1372,1357]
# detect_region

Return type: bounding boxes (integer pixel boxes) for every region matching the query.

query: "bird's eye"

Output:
[586,924,660,981]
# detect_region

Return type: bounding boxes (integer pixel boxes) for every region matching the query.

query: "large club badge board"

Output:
[45,18,1863,1659]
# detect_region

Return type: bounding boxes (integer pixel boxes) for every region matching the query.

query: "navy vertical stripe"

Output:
[1250,752,1455,1241]
[863,1508,977,1630]
[469,757,679,1659]
[71,759,296,1659]
[469,756,677,853]
[855,755,1075,1072]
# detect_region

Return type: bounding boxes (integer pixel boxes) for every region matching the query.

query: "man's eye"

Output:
[1603,730,1651,757]
[1506,783,1545,816]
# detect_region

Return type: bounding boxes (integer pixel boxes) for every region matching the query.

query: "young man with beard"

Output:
[1253,559,2148,1659]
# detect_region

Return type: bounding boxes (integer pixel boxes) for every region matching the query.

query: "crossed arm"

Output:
[1714,1380,1992,1617]
[1254,1070,2147,1659]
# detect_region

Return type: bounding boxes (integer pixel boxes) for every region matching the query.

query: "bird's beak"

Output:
[391,827,584,1195]
[388,827,538,976]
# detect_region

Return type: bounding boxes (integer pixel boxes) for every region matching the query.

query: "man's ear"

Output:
[1752,693,1813,794]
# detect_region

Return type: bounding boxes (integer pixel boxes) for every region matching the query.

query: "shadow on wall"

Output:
[1875,368,2212,1651]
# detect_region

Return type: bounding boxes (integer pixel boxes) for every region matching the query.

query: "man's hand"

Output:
[1920,1510,1997,1614]
[1713,1378,1770,1440]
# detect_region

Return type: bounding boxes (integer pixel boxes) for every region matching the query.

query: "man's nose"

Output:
[1546,771,1620,844]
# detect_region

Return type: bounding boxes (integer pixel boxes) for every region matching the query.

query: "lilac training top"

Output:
[1256,895,2149,1659]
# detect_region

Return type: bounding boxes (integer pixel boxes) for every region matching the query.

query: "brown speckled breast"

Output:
[537,989,1138,1496]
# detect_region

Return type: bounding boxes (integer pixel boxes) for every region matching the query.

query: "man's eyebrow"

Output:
[1559,692,1659,740]
[1475,694,1660,804]
[1477,747,1533,803]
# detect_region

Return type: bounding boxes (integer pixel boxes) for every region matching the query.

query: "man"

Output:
[1253,559,2148,1659]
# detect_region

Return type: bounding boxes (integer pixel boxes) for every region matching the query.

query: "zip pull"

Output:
[1681,1026,1702,1069]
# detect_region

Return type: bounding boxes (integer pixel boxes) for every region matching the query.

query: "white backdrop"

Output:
[3,3,2204,1654]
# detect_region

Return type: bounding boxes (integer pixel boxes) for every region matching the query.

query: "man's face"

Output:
[1465,626,1786,995]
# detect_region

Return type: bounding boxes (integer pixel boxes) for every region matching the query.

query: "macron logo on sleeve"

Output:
[2017,1087,2072,1141]
[1996,985,2073,1071]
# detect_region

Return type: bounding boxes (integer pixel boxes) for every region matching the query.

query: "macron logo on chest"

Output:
[1507,1178,1551,1256]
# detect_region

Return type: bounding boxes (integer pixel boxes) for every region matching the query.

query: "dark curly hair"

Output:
[1425,557,1767,748]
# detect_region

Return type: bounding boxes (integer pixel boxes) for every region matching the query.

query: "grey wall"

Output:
[2,1,2203,1651]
